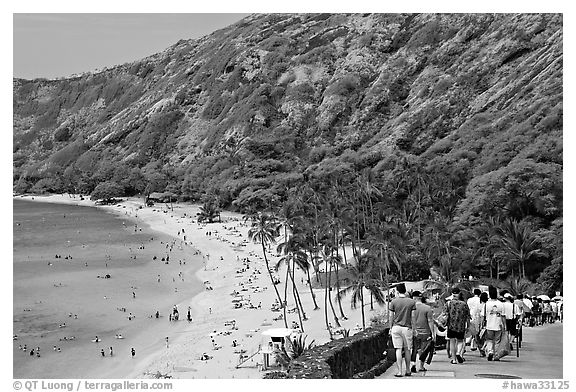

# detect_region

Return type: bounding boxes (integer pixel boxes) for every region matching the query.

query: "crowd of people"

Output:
[388,283,563,377]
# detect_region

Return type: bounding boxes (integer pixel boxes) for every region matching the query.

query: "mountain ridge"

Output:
[13,13,562,214]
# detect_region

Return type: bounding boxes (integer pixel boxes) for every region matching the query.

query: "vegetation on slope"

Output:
[13,13,563,292]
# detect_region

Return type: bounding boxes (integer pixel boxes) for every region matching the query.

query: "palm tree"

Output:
[496,219,544,279]
[366,215,405,326]
[287,234,320,311]
[422,257,472,299]
[276,195,309,322]
[277,238,308,331]
[503,276,534,296]
[317,245,341,337]
[322,186,348,320]
[338,256,385,329]
[247,213,284,311]
[197,196,221,223]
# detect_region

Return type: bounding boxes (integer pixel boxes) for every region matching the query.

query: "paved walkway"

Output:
[378,322,563,379]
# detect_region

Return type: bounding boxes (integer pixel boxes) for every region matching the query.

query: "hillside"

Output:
[13,13,563,289]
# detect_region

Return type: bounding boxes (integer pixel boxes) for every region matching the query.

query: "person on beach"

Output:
[109,347,113,356]
[131,348,135,358]
[165,337,169,348]
[446,287,470,364]
[101,349,105,357]
[410,291,435,373]
[389,283,416,377]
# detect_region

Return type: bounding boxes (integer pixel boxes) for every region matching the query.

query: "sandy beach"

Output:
[14,194,388,379]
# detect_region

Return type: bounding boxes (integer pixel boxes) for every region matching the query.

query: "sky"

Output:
[13,13,250,79]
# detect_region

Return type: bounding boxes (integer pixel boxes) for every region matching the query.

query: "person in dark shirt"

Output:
[446,287,470,364]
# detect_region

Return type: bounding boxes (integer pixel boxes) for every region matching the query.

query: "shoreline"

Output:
[14,194,384,379]
[13,196,206,379]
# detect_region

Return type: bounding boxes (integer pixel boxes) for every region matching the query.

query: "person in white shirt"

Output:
[523,295,533,326]
[550,300,558,322]
[502,292,517,344]
[466,289,482,351]
[481,286,505,361]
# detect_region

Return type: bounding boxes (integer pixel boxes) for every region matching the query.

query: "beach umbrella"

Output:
[537,295,550,301]
[553,295,563,301]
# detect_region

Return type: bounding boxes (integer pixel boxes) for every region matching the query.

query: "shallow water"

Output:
[13,199,203,378]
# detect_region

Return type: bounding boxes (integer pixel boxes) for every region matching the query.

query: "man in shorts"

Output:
[481,286,505,361]
[389,283,417,377]
[446,287,470,364]
[410,291,435,373]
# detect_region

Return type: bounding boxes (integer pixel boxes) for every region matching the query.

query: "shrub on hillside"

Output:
[90,181,124,203]
[53,127,72,142]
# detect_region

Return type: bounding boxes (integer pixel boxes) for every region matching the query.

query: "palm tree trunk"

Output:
[309,249,320,283]
[361,287,366,329]
[342,234,348,266]
[289,258,306,319]
[261,240,283,307]
[283,263,289,328]
[306,267,320,310]
[327,257,341,327]
[334,257,347,320]
[370,291,374,310]
[290,261,305,329]
[324,258,333,339]
[351,235,359,260]
[382,249,391,327]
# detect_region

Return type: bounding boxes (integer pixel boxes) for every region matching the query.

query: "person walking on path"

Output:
[481,286,505,361]
[542,300,552,324]
[550,300,558,323]
[467,288,482,352]
[532,297,542,326]
[502,293,518,344]
[523,295,533,327]
[478,292,489,357]
[389,283,417,377]
[514,294,526,326]
[410,291,436,373]
[446,287,470,364]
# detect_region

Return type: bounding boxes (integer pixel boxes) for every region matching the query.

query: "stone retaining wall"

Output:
[284,326,392,379]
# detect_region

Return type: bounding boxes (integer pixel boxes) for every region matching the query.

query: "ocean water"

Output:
[13,199,203,378]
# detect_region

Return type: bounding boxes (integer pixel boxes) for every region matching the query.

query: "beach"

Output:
[14,194,387,379]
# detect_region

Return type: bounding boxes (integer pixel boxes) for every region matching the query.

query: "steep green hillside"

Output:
[13,13,562,289]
